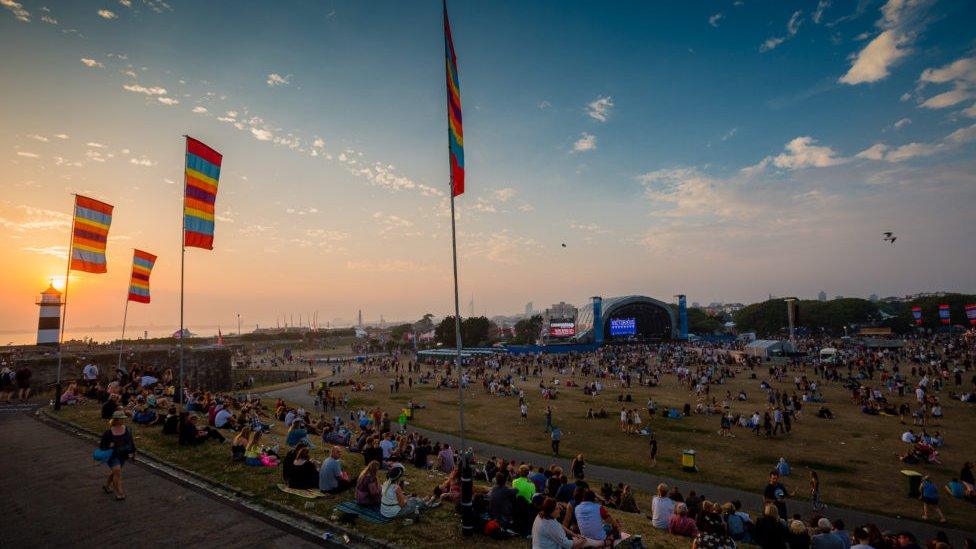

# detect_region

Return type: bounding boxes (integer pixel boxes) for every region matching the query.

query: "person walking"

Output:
[99,410,136,501]
[544,405,553,433]
[649,433,658,467]
[550,425,561,457]
[919,474,946,522]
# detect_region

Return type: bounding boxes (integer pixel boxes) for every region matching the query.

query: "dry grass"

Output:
[338,361,976,529]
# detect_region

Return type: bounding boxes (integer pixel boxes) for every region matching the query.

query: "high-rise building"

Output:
[358,309,362,327]
[524,302,533,316]
[546,301,577,321]
[818,291,827,302]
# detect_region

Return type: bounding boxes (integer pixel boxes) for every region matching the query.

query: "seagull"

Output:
[883,232,897,245]
[561,243,567,248]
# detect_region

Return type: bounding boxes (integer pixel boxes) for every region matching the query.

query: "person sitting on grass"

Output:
[101,393,121,419]
[60,382,85,406]
[668,502,699,538]
[231,425,252,462]
[180,413,227,445]
[319,446,353,494]
[288,447,319,490]
[244,431,265,466]
[575,489,622,543]
[753,504,788,549]
[380,463,438,519]
[650,482,675,529]
[810,518,844,549]
[531,497,590,549]
[513,465,537,503]
[488,471,518,531]
[286,420,310,447]
[355,460,382,507]
[282,440,308,481]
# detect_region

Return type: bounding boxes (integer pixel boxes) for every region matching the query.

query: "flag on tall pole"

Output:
[911,306,922,326]
[180,136,223,406]
[127,249,157,303]
[56,194,114,410]
[184,136,223,249]
[444,0,464,197]
[119,249,156,371]
[443,0,474,537]
[938,304,951,325]
[70,195,114,273]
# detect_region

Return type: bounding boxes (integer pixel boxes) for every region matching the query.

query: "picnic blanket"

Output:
[276,484,329,499]
[333,501,393,524]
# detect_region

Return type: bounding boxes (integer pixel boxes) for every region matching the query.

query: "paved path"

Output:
[265,382,975,546]
[0,409,320,548]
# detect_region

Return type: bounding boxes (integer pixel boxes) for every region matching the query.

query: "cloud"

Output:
[371,211,415,236]
[813,0,830,24]
[21,246,68,258]
[760,10,802,52]
[916,56,976,110]
[312,137,325,148]
[54,133,69,140]
[745,136,846,173]
[856,122,976,162]
[516,202,535,212]
[708,13,723,27]
[1,0,30,22]
[86,142,106,148]
[27,134,49,142]
[250,128,273,141]
[572,132,596,153]
[586,96,614,122]
[964,103,976,118]
[345,260,437,273]
[461,230,541,264]
[721,128,738,141]
[129,156,156,166]
[80,58,104,68]
[156,96,179,105]
[569,222,610,235]
[97,9,117,19]
[537,100,552,110]
[493,187,517,202]
[123,84,167,95]
[119,0,132,6]
[893,117,911,129]
[192,106,208,113]
[16,151,40,158]
[266,73,291,87]
[839,0,931,85]
[638,168,756,222]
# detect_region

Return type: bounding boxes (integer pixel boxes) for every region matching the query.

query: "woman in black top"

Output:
[753,504,788,549]
[99,411,136,501]
[288,448,319,489]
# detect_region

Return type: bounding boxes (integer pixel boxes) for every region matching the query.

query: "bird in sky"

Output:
[883,232,897,244]
[561,243,567,248]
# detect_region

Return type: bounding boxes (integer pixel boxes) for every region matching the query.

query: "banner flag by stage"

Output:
[938,304,950,325]
[184,136,223,250]
[965,304,976,326]
[70,195,114,273]
[444,0,464,197]
[127,249,157,303]
[911,306,922,325]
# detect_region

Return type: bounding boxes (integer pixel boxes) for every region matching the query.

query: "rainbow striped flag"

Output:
[184,136,223,250]
[444,1,464,197]
[127,249,157,303]
[70,195,113,273]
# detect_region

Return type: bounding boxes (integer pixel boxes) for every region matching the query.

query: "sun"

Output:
[49,275,67,291]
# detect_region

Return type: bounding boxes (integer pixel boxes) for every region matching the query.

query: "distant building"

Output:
[525,302,533,316]
[546,301,577,321]
[834,295,844,300]
[818,291,827,302]
[691,301,701,309]
[869,294,879,302]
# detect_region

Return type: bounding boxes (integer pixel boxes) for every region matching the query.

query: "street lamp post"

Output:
[236,312,241,336]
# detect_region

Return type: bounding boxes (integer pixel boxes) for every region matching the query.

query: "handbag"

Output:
[92,448,114,463]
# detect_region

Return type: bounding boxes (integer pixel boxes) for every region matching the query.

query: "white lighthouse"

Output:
[36,284,62,346]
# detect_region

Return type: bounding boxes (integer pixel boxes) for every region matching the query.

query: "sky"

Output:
[1,0,975,341]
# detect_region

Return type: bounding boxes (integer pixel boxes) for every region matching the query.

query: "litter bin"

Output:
[682,450,698,472]
[901,470,923,498]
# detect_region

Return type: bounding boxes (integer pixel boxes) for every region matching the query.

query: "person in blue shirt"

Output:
[919,475,946,522]
[945,478,965,499]
[286,420,309,447]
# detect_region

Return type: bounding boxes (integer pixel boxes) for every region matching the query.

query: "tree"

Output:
[733,298,880,337]
[414,313,435,334]
[687,308,723,334]
[389,323,413,342]
[512,315,543,345]
[435,315,493,347]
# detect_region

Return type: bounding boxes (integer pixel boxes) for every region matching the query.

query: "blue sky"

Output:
[1,0,975,338]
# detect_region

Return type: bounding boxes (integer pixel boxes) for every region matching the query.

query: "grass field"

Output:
[53,403,692,549]
[334,358,976,530]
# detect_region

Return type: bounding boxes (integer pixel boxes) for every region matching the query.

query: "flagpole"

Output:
[118,295,130,372]
[179,136,187,407]
[450,194,464,452]
[54,196,77,412]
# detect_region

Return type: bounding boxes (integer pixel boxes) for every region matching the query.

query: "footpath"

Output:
[0,406,320,548]
[265,382,975,547]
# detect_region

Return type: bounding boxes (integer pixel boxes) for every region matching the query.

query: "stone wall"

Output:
[12,347,233,391]
[232,368,313,386]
